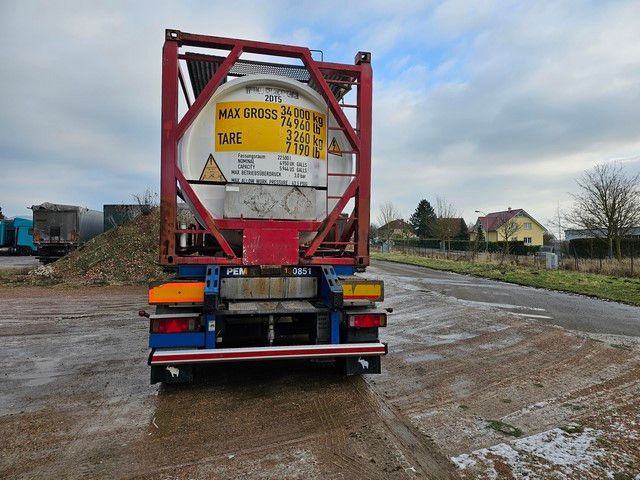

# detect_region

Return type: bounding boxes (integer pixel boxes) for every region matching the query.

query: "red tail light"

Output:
[151,317,199,333]
[348,313,387,328]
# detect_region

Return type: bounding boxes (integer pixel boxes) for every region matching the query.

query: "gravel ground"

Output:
[0,264,638,479]
[0,256,39,269]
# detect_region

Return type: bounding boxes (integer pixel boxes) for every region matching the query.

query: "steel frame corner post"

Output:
[355,52,372,267]
[160,37,179,264]
[302,52,372,264]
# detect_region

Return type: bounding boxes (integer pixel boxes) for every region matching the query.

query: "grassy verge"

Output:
[372,252,640,306]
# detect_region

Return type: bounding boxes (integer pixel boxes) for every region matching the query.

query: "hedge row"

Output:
[393,238,459,249]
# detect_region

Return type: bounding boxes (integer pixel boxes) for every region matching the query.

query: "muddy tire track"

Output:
[352,377,458,479]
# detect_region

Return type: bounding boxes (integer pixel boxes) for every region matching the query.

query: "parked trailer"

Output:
[31,203,103,263]
[0,217,36,255]
[144,30,385,384]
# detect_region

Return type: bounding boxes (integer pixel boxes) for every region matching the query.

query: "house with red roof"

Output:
[470,208,546,246]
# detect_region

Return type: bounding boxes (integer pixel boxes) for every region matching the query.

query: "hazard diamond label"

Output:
[327,137,341,155]
[199,154,227,183]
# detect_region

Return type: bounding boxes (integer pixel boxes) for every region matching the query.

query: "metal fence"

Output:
[377,244,547,265]
[374,243,638,277]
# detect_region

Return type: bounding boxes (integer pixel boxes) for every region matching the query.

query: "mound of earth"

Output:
[44,208,168,285]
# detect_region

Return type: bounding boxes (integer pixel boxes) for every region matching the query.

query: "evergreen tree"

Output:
[409,199,436,238]
[456,219,470,240]
[471,223,486,256]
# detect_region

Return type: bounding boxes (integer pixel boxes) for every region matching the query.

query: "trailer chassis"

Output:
[147,264,386,384]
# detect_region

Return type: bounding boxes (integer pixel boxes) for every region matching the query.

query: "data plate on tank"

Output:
[224,184,316,220]
[211,83,327,188]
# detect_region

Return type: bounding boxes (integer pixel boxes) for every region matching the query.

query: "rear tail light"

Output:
[68,230,78,242]
[348,313,387,328]
[151,317,199,333]
[33,229,41,242]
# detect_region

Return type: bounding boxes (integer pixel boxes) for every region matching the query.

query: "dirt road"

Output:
[1,265,639,478]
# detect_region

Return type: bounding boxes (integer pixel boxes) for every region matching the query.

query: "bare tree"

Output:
[543,231,557,245]
[377,201,401,242]
[132,188,159,215]
[545,202,565,242]
[432,196,459,250]
[565,162,640,259]
[496,211,521,262]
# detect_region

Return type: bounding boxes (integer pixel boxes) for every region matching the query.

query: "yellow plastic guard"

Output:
[341,279,384,302]
[148,281,205,304]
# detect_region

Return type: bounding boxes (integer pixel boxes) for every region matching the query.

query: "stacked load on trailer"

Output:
[144,30,386,384]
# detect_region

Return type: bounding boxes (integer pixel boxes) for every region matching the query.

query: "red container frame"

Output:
[159,30,372,267]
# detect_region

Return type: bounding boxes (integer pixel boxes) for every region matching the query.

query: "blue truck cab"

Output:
[0,217,36,255]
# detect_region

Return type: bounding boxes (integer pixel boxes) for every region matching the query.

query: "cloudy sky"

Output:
[1,0,639,228]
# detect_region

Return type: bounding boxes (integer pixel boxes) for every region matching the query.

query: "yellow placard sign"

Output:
[215,101,327,160]
[327,137,341,155]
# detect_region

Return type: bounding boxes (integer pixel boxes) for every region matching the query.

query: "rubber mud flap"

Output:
[344,355,381,375]
[150,364,193,384]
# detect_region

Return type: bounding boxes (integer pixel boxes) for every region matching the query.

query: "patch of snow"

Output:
[504,399,553,418]
[458,299,547,312]
[509,312,554,320]
[29,265,54,277]
[451,427,604,478]
[516,428,601,466]
[450,454,477,469]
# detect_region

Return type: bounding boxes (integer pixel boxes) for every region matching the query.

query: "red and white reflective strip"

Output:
[150,342,387,365]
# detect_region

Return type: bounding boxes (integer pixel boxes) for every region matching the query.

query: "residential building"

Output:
[470,208,546,246]
[378,219,416,239]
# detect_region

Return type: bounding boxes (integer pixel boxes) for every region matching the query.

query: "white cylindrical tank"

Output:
[178,74,353,245]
